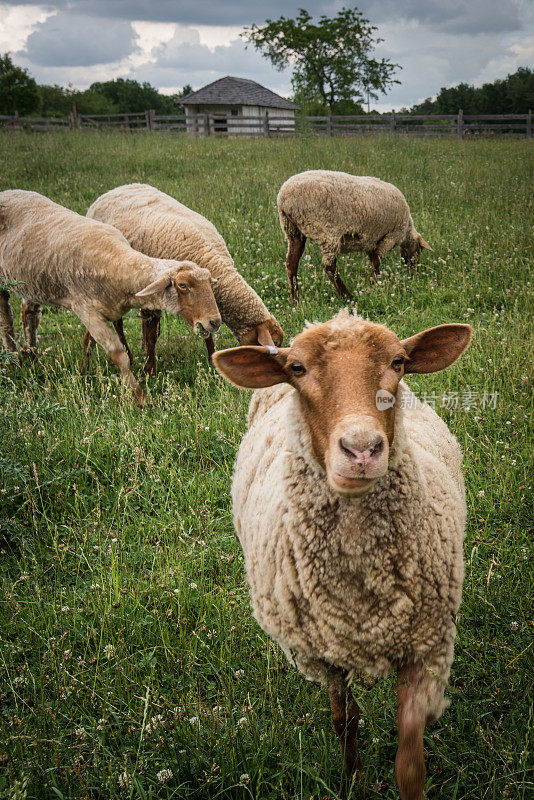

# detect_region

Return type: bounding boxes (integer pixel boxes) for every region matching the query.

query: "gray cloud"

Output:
[3,0,528,33]
[4,1,533,108]
[20,12,137,67]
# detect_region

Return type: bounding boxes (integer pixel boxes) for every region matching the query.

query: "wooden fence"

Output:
[1,110,532,138]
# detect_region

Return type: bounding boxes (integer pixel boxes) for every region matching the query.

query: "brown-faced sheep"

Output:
[277,170,432,301]
[86,183,283,373]
[213,310,471,799]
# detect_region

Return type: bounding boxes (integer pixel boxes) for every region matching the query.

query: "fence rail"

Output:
[1,110,531,138]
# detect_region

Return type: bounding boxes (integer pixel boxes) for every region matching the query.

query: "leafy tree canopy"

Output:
[242,6,399,112]
[88,78,176,114]
[0,53,40,115]
[411,67,534,115]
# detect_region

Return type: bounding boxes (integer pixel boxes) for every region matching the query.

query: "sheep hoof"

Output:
[133,388,147,408]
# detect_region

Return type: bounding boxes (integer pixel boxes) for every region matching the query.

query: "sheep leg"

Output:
[285,234,306,304]
[329,680,361,774]
[82,330,96,364]
[370,253,381,276]
[21,300,42,354]
[395,662,427,800]
[0,290,19,353]
[322,256,353,299]
[74,307,146,406]
[112,318,133,365]
[141,309,161,376]
[204,334,215,362]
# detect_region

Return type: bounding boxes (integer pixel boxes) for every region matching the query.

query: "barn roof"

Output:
[180,76,298,110]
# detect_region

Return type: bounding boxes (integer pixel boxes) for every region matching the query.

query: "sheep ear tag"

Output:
[212,346,290,389]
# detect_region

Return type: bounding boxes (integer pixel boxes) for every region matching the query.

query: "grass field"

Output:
[0,131,532,800]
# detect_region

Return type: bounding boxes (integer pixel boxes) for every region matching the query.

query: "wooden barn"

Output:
[180,76,297,134]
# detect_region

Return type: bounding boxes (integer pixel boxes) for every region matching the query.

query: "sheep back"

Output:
[277,171,413,257]
[0,189,139,309]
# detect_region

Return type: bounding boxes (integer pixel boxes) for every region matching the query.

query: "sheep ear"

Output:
[402,324,471,374]
[255,322,277,347]
[213,346,290,389]
[418,235,433,251]
[135,274,172,297]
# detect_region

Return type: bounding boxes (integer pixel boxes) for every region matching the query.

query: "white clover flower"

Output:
[372,737,379,744]
[118,771,132,789]
[189,716,199,726]
[156,768,173,783]
[510,621,519,631]
[75,727,85,737]
[237,717,248,727]
[64,649,72,659]
[477,490,485,497]
[189,582,198,590]
[239,773,250,785]
[104,644,114,659]
[234,669,244,677]
[61,606,70,613]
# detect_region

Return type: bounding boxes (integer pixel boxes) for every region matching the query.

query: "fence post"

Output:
[146,109,155,131]
[390,112,396,135]
[457,109,463,140]
[263,113,269,137]
[327,108,333,137]
[204,114,210,136]
[527,109,532,140]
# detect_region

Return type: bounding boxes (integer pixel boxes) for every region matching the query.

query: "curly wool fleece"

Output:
[232,348,466,721]
[277,170,421,260]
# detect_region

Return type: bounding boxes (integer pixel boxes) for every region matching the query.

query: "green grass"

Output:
[0,131,532,800]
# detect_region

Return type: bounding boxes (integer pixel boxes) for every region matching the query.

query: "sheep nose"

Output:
[209,318,221,333]
[339,434,384,468]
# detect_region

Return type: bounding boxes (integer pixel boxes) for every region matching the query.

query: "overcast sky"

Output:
[1,1,533,110]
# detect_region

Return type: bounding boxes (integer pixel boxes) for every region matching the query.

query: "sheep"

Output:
[0,189,221,405]
[213,309,471,799]
[86,183,284,373]
[277,170,432,302]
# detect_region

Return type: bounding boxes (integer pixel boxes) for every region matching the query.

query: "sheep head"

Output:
[136,260,221,338]
[400,231,433,263]
[213,312,471,499]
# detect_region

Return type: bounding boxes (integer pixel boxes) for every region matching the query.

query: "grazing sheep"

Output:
[0,190,221,404]
[213,310,471,799]
[277,170,432,301]
[86,183,284,372]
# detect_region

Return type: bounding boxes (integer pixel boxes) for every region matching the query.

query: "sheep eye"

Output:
[290,362,306,375]
[177,283,189,291]
[392,356,404,370]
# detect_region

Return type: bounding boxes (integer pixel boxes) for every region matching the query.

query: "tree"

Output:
[88,78,176,114]
[0,53,40,116]
[242,6,399,112]
[411,67,534,115]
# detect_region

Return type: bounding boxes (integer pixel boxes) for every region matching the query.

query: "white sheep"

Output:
[213,310,471,799]
[0,190,221,404]
[86,183,284,372]
[277,170,432,301]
